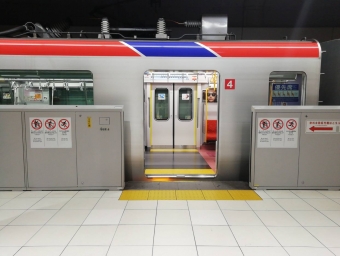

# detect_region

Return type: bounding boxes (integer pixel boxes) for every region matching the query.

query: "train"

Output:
[0,38,322,181]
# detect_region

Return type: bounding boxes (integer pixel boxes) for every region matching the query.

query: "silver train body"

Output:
[0,39,322,181]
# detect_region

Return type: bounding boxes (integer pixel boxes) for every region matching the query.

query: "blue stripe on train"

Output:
[125,41,216,57]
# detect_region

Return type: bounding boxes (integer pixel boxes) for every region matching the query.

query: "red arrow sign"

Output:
[309,126,333,132]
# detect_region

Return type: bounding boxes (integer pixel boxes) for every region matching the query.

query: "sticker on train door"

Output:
[158,93,166,100]
[182,94,190,100]
[225,79,235,90]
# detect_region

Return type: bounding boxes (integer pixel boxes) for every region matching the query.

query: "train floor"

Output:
[1,189,340,255]
[144,143,216,177]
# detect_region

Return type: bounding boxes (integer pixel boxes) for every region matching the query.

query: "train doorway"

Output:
[144,71,219,178]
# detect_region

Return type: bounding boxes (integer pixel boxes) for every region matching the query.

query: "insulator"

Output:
[184,21,202,27]
[157,18,166,34]
[101,18,110,34]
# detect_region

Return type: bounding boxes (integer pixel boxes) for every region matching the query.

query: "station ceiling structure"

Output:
[1,0,340,28]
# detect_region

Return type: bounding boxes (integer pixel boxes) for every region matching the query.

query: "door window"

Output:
[155,88,169,120]
[178,88,193,120]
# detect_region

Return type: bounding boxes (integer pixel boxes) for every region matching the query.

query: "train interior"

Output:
[143,70,219,178]
[0,70,94,106]
[268,72,306,106]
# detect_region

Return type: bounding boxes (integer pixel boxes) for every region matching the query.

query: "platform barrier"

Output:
[0,105,124,190]
[250,106,340,190]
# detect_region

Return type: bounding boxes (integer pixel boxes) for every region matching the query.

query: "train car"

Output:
[319,39,340,105]
[0,38,322,181]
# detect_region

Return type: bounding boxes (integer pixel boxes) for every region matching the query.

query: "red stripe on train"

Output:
[0,39,140,56]
[200,42,320,58]
[0,39,320,58]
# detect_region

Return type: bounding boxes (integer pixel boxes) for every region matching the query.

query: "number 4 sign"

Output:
[225,79,235,90]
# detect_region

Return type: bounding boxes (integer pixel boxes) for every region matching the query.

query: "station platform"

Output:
[1,189,340,255]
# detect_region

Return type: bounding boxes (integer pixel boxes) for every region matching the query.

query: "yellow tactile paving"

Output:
[150,149,198,153]
[176,190,205,200]
[119,190,149,200]
[119,190,262,200]
[202,190,233,200]
[148,190,176,200]
[228,190,262,200]
[145,169,215,175]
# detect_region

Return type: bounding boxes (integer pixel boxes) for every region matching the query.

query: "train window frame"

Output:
[178,88,193,121]
[154,88,170,121]
[268,71,307,106]
[0,69,94,106]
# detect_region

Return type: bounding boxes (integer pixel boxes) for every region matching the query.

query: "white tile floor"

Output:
[0,190,339,255]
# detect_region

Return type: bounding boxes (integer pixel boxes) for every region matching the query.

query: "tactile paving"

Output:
[119,190,149,200]
[148,190,176,200]
[202,190,233,200]
[175,190,205,200]
[119,190,262,200]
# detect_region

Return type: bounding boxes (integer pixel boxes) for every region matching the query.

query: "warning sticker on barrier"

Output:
[44,118,58,148]
[29,117,72,148]
[58,118,72,148]
[30,118,44,147]
[306,120,340,133]
[257,118,299,148]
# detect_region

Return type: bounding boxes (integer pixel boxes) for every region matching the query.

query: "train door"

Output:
[151,84,196,149]
[144,70,219,178]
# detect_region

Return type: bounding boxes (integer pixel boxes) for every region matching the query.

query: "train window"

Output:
[155,88,169,120]
[268,71,306,106]
[0,70,93,105]
[178,88,193,120]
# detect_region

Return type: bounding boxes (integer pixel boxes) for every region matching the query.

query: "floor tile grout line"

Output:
[217,198,250,255]
[151,200,158,256]
[249,200,288,253]
[22,190,80,253]
[264,192,336,253]
[104,194,128,254]
[294,195,340,227]
[279,199,340,228]
[58,191,109,256]
[4,192,54,229]
[329,197,340,206]
[286,194,340,252]
[186,200,199,256]
[290,189,326,199]
[104,191,125,256]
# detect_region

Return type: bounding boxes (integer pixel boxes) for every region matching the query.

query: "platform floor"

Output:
[1,189,340,255]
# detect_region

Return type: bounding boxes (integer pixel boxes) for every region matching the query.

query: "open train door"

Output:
[143,70,219,178]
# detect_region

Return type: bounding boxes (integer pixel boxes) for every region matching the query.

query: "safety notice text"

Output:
[29,117,72,148]
[257,118,299,148]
